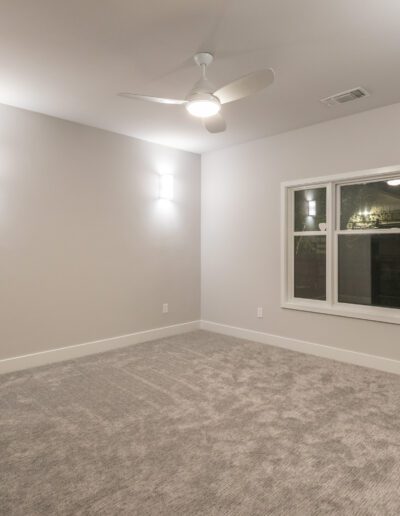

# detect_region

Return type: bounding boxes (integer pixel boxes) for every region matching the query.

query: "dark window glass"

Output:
[294,188,326,232]
[340,179,400,230]
[338,234,400,308]
[294,236,326,300]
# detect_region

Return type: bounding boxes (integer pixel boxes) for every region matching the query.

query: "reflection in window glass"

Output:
[294,188,326,232]
[294,236,326,300]
[338,234,400,308]
[340,179,400,230]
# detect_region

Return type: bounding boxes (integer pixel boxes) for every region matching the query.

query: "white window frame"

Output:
[281,164,400,325]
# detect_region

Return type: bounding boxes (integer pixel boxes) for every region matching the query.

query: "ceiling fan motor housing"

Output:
[187,52,217,99]
[188,75,215,95]
[185,76,221,117]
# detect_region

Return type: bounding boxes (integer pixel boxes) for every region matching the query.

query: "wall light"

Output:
[159,174,173,200]
[308,200,316,217]
[387,178,400,186]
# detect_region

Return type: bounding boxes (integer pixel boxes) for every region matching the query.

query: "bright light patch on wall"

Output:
[387,178,400,186]
[308,200,316,217]
[159,174,173,200]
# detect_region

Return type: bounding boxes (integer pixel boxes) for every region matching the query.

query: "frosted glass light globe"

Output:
[185,94,221,118]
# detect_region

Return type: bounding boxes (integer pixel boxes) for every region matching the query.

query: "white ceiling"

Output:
[1,0,400,154]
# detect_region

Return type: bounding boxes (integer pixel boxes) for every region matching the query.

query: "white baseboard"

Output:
[0,321,201,375]
[201,320,400,375]
[3,319,399,376]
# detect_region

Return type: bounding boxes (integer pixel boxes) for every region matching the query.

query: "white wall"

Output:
[202,102,400,361]
[3,99,400,367]
[0,103,201,361]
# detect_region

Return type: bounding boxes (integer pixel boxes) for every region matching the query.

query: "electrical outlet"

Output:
[162,303,169,314]
[257,306,263,318]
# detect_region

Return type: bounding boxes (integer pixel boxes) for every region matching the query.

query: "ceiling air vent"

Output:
[320,87,369,107]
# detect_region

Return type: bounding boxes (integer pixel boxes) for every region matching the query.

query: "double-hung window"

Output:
[282,166,400,324]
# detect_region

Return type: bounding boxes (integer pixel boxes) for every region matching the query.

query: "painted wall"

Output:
[202,102,400,361]
[0,103,201,360]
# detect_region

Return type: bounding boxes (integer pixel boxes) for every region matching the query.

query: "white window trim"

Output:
[281,164,400,325]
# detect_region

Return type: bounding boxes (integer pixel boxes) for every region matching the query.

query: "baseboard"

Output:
[0,321,201,375]
[4,319,399,376]
[200,320,400,375]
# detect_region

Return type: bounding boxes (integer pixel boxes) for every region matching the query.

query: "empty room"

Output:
[1,1,400,514]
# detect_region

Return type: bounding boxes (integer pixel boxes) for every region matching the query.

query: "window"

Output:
[281,166,400,324]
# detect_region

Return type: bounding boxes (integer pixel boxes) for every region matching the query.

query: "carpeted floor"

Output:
[1,330,400,515]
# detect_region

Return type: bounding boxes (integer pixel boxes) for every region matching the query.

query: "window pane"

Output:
[338,234,400,308]
[340,178,400,230]
[294,236,326,300]
[294,188,326,232]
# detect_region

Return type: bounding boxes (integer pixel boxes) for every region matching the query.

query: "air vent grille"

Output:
[320,87,369,107]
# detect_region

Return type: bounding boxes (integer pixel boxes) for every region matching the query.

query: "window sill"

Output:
[281,300,400,325]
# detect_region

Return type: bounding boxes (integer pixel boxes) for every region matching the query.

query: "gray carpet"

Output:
[1,330,400,515]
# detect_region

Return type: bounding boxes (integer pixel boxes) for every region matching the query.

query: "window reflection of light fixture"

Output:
[387,179,400,186]
[308,200,316,217]
[159,175,173,200]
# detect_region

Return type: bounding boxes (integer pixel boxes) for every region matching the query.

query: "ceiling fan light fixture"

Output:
[119,51,274,134]
[185,93,221,118]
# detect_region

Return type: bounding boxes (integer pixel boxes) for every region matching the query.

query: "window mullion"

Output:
[326,182,334,306]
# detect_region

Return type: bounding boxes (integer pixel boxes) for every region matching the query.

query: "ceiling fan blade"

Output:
[203,113,226,133]
[197,0,228,55]
[118,93,186,105]
[150,1,228,84]
[214,68,274,105]
[149,57,193,83]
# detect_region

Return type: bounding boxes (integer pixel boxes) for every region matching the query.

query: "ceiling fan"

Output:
[118,53,274,134]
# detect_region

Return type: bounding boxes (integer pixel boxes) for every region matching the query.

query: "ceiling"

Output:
[1,0,400,154]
